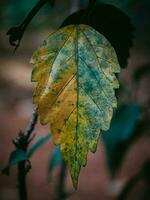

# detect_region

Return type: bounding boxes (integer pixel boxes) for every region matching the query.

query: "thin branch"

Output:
[18,161,28,200]
[7,0,49,53]
[25,109,38,140]
[13,109,38,150]
[12,109,38,200]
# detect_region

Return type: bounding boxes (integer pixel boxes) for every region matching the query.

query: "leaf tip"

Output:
[72,178,78,190]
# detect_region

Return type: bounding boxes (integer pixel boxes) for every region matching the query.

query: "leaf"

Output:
[31,24,120,188]
[2,150,27,175]
[102,104,140,175]
[48,145,63,181]
[27,133,51,158]
[2,134,51,175]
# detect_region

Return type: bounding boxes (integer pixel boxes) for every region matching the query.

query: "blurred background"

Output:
[0,0,150,200]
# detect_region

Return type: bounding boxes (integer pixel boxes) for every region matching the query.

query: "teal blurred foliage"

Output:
[48,145,63,181]
[1,0,136,27]
[1,0,55,28]
[2,0,37,26]
[2,149,28,175]
[2,0,150,32]
[27,133,51,158]
[102,104,141,176]
[2,134,51,175]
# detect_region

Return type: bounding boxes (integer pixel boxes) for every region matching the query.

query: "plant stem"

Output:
[25,110,38,140]
[20,0,48,31]
[12,109,38,200]
[18,161,28,200]
[7,0,49,52]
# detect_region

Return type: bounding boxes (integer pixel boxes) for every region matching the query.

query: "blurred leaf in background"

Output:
[2,0,37,27]
[2,134,51,175]
[27,133,51,157]
[2,149,28,175]
[1,0,76,29]
[48,145,63,181]
[102,104,141,176]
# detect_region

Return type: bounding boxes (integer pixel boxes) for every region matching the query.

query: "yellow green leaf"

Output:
[30,24,120,189]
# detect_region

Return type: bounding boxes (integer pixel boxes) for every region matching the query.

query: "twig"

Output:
[25,110,38,140]
[17,161,28,200]
[12,109,38,200]
[7,0,49,53]
[13,109,38,150]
